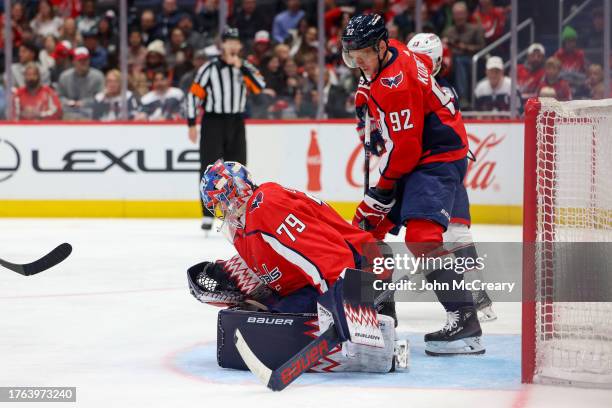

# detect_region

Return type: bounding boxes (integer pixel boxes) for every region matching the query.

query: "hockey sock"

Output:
[425,267,474,312]
[404,219,473,311]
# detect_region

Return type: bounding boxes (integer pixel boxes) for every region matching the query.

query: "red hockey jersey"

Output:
[232,183,380,296]
[365,41,469,190]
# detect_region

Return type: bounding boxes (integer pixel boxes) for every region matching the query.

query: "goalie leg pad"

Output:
[317,268,385,348]
[312,314,400,373]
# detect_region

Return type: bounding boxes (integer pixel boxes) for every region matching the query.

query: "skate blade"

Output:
[477,305,498,322]
[425,336,486,356]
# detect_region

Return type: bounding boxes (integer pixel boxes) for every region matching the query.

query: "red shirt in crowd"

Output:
[517,64,545,99]
[553,48,586,74]
[471,5,507,43]
[13,85,63,120]
[537,78,573,101]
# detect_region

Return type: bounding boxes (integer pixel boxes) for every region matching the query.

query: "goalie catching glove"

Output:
[187,254,274,309]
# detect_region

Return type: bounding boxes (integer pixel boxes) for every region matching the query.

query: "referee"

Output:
[187,27,266,231]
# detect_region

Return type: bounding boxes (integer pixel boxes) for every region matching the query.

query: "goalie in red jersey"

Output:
[187,159,405,373]
[342,14,485,356]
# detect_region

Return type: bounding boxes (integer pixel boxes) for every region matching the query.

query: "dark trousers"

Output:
[199,113,247,217]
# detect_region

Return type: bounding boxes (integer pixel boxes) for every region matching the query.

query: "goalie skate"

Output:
[425,307,485,356]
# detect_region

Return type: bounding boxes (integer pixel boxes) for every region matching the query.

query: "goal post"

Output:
[522,97,612,387]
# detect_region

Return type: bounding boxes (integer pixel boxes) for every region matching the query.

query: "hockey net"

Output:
[523,98,612,387]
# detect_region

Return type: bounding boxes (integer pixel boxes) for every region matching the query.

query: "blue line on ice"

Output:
[173,333,521,389]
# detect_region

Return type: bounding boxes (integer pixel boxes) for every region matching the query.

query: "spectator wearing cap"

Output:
[9,40,50,88]
[145,40,172,89]
[140,69,185,120]
[443,1,485,108]
[232,0,270,48]
[474,56,520,112]
[554,26,586,75]
[186,27,266,230]
[471,0,507,44]
[178,48,208,93]
[83,28,109,71]
[517,43,546,100]
[92,69,141,121]
[30,0,63,38]
[178,14,206,51]
[247,30,271,69]
[140,9,162,46]
[536,57,572,101]
[160,0,182,40]
[272,0,305,43]
[49,40,74,84]
[77,0,99,35]
[13,62,62,121]
[57,47,105,119]
[128,30,147,73]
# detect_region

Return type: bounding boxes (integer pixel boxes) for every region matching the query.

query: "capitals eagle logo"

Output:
[380,71,403,89]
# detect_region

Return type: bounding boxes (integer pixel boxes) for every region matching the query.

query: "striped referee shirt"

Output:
[186,58,266,126]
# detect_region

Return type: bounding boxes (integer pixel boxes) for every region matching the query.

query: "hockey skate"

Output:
[473,289,497,322]
[424,306,485,356]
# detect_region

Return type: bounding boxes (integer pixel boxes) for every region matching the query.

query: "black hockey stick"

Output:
[234,271,407,391]
[0,243,72,276]
[363,110,371,195]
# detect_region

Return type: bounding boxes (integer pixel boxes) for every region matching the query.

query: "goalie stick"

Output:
[234,271,409,391]
[0,243,72,276]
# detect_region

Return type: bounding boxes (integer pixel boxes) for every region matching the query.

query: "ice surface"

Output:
[1,220,610,407]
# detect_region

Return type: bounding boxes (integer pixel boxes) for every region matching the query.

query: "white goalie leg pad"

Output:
[425,336,485,356]
[311,314,399,373]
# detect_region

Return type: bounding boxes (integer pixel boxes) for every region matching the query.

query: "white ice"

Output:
[1,219,611,408]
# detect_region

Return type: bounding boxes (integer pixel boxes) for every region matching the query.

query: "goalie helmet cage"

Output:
[522,98,612,388]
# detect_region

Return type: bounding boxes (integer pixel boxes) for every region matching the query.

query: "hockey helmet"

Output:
[200,159,256,231]
[407,33,443,76]
[341,14,388,69]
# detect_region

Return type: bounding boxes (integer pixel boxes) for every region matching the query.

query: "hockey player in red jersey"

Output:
[342,14,485,356]
[193,159,393,313]
[187,159,406,374]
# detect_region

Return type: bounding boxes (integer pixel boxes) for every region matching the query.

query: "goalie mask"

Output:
[200,159,256,241]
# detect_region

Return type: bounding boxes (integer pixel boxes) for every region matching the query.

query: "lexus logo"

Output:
[0,139,20,182]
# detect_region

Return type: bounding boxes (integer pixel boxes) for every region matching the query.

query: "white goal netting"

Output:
[533,98,612,387]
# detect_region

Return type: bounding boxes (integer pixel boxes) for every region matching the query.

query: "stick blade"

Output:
[22,243,72,276]
[234,329,274,388]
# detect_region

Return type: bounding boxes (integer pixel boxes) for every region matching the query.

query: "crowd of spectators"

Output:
[0,0,610,121]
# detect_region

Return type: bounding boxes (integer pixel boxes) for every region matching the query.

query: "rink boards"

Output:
[0,120,523,223]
